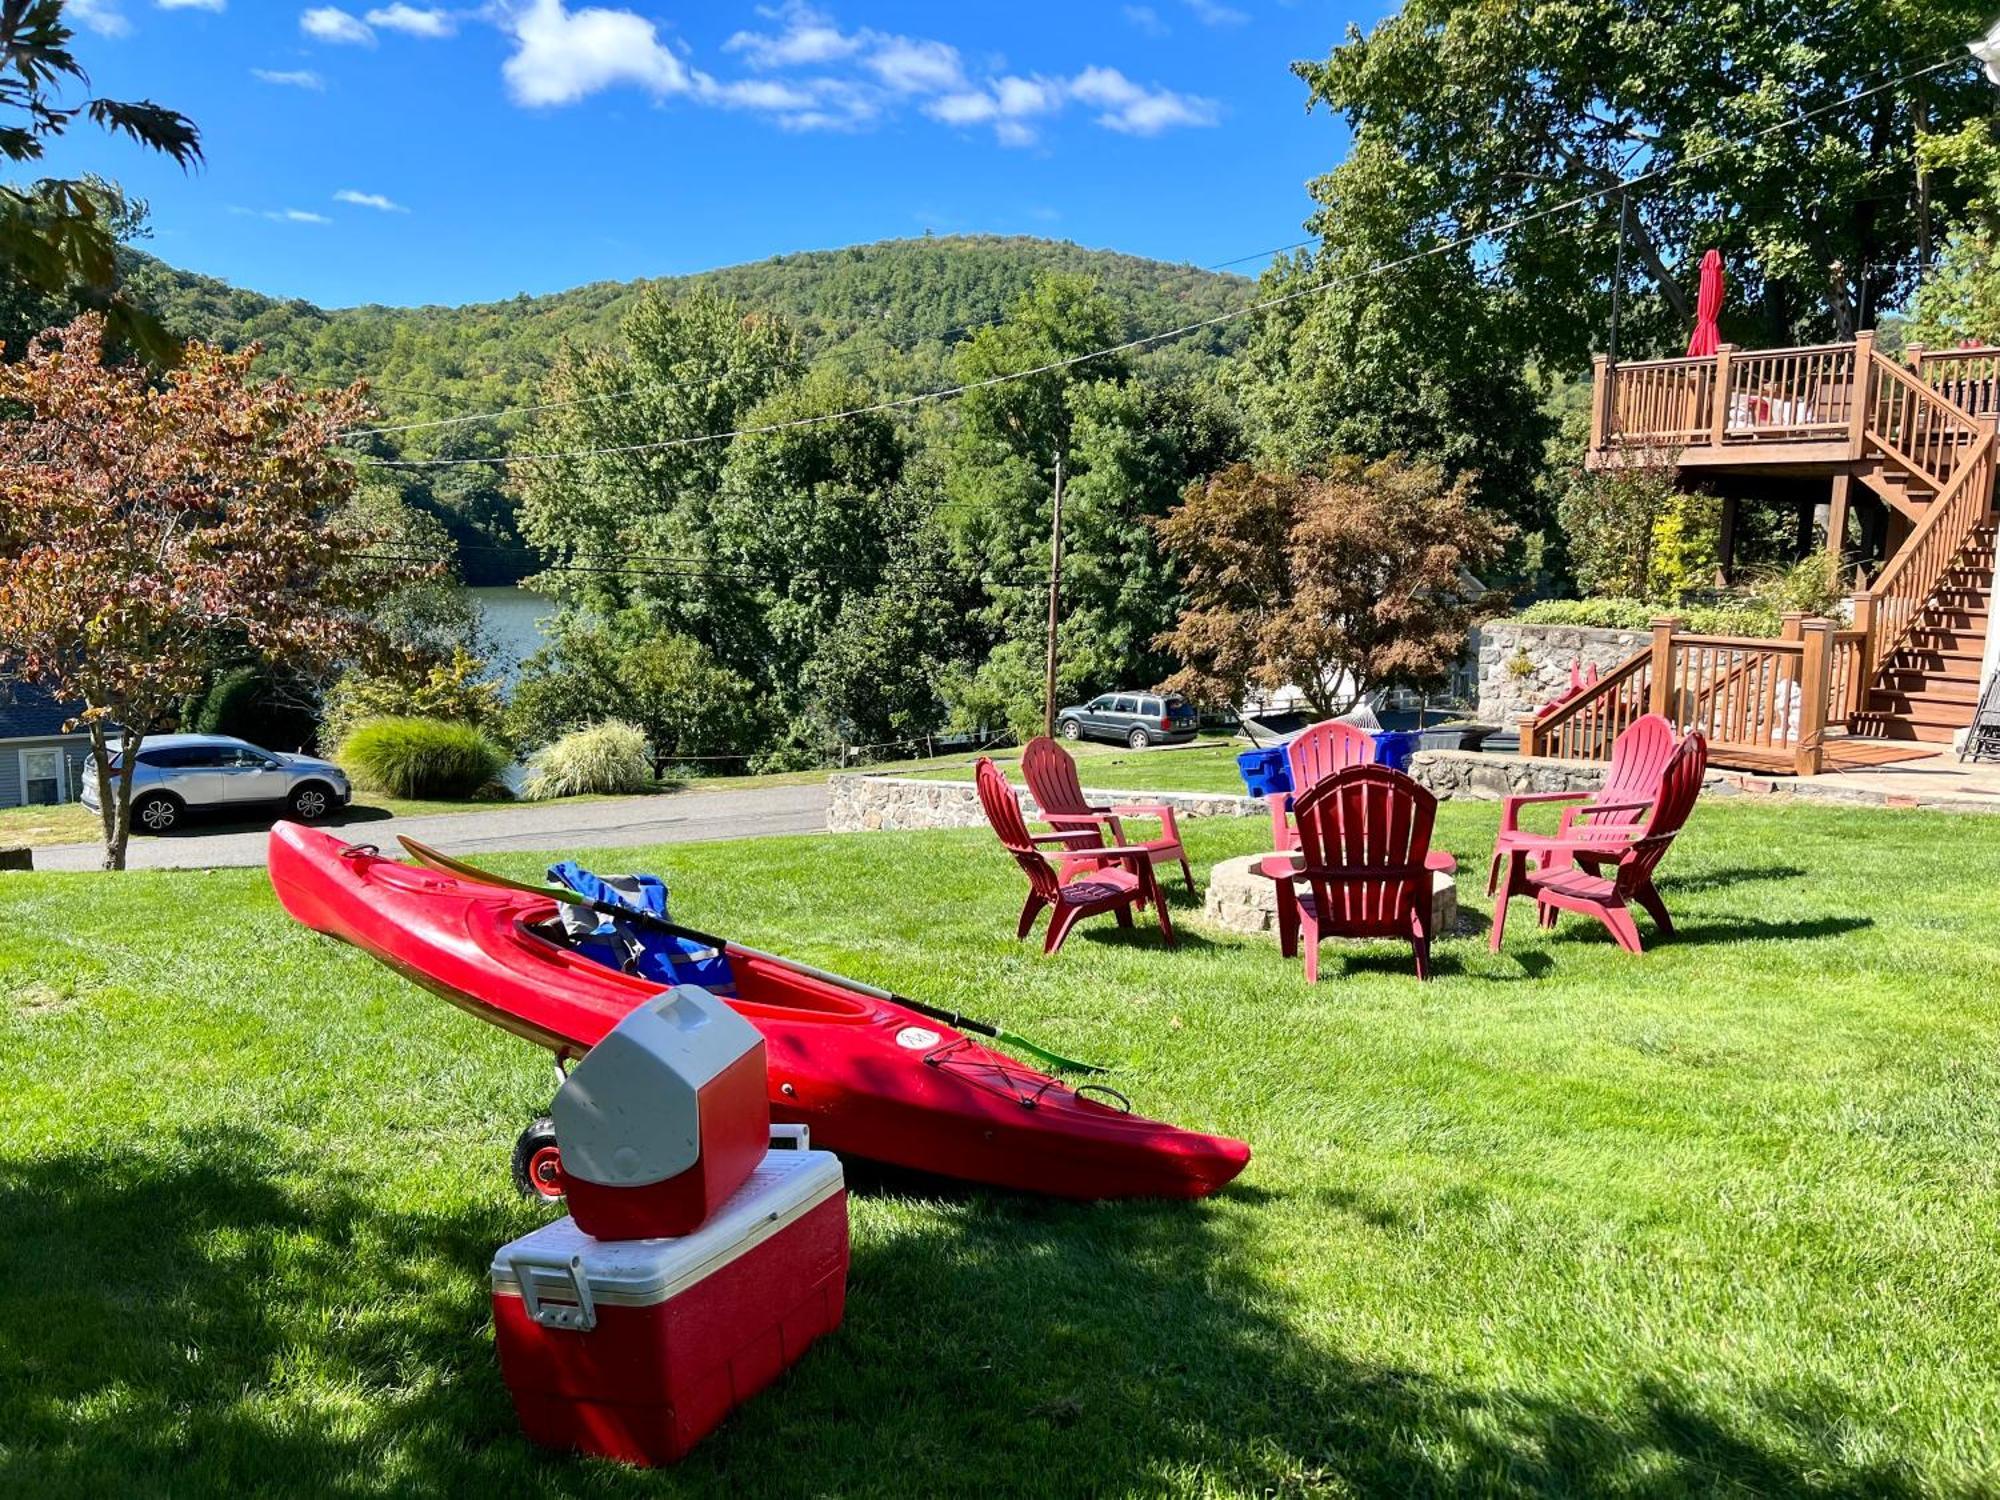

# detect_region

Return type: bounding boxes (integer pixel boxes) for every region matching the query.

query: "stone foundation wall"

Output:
[826,774,1262,832]
[1475,621,1652,724]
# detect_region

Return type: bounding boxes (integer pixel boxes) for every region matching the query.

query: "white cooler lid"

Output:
[493,1147,843,1310]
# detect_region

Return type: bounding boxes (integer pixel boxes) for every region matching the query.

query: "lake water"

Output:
[467,585,555,688]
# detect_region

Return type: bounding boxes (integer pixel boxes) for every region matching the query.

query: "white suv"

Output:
[82,733,351,834]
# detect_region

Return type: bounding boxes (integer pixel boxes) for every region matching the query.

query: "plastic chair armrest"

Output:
[1498,789,1590,833]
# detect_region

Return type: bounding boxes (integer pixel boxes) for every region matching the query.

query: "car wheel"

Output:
[1059,718,1083,741]
[289,782,334,823]
[133,792,183,834]
[511,1117,565,1201]
[1127,727,1151,750]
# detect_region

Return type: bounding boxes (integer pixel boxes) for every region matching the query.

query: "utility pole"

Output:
[1607,190,1629,366]
[1042,448,1065,740]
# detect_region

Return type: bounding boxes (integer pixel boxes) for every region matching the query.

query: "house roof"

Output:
[0,680,87,741]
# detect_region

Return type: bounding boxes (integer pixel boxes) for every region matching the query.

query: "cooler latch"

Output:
[509,1252,597,1332]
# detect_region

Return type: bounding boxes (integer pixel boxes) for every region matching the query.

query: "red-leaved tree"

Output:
[0,315,425,868]
[1153,455,1512,717]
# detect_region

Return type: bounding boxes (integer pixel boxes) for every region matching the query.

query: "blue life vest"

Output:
[546,860,737,996]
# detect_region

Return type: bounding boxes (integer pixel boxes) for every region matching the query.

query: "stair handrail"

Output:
[1855,422,1998,674]
[1517,647,1652,760]
[1864,350,1984,486]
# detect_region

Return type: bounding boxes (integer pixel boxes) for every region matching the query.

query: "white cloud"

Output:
[1123,5,1168,36]
[335,189,408,212]
[159,0,226,10]
[1070,65,1217,133]
[233,206,333,224]
[725,3,860,69]
[69,0,132,35]
[499,0,692,108]
[253,68,326,89]
[1183,0,1247,23]
[482,2,1215,144]
[862,37,963,94]
[365,4,455,37]
[301,6,375,44]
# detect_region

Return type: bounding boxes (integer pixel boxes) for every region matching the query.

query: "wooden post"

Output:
[1516,711,1542,758]
[1849,589,1877,694]
[1794,618,1833,776]
[1648,617,1680,720]
[1906,343,1924,370]
[1709,345,1736,445]
[1849,330,1876,458]
[1042,448,1065,740]
[1825,473,1852,564]
[1590,353,1610,451]
[1779,610,1806,690]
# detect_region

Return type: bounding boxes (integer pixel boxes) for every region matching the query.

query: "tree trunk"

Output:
[87,720,137,872]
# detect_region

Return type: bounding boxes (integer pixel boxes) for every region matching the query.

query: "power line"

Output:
[356,52,1963,474]
[335,240,1309,443]
[352,54,1960,476]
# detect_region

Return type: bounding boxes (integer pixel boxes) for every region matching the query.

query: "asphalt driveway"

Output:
[31,782,830,872]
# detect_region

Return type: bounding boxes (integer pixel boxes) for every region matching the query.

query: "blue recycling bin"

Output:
[1236,747,1291,798]
[1370,730,1421,773]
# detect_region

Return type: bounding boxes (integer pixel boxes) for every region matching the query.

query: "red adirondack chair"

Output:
[1485,713,1678,895]
[1021,736,1196,895]
[1267,719,1376,852]
[975,757,1175,955]
[1489,731,1709,955]
[1256,765,1452,982]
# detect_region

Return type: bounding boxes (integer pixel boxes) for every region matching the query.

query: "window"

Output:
[18,747,65,806]
[1111,696,1138,715]
[1088,696,1112,711]
[227,747,278,768]
[1140,697,1162,718]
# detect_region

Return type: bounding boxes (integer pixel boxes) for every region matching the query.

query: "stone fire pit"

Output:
[1202,852,1459,938]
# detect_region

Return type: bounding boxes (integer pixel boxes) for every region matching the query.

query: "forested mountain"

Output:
[121,235,1254,432]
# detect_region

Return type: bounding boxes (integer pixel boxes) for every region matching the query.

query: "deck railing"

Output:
[1913,347,2000,419]
[1520,615,1845,775]
[1863,352,1982,486]
[1595,341,1858,450]
[1851,427,1999,669]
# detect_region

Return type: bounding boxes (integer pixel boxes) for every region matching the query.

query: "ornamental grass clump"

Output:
[522,720,655,800]
[336,717,509,800]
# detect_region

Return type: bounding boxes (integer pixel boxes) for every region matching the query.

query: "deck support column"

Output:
[1715,496,1739,586]
[1709,346,1736,445]
[1826,474,1852,566]
[1590,353,1610,453]
[1848,331,1876,459]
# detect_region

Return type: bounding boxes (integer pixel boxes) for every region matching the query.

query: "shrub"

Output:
[336,716,509,800]
[1513,597,1783,637]
[1752,552,1850,618]
[522,721,655,800]
[322,648,507,751]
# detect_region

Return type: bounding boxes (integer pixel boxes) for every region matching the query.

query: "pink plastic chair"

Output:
[1021,736,1195,895]
[1486,714,1678,894]
[1257,765,1453,981]
[1490,732,1709,954]
[975,758,1174,955]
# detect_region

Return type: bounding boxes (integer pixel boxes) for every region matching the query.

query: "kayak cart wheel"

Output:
[510,1116,566,1201]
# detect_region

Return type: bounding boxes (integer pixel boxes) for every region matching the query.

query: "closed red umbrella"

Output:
[1686,249,1724,356]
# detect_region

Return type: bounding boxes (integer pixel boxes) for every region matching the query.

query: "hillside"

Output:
[121,235,1258,444]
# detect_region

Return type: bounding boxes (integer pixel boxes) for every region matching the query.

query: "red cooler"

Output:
[552,984,769,1240]
[491,1143,848,1467]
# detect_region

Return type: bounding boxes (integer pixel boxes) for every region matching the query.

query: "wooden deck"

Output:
[1710,735,1939,776]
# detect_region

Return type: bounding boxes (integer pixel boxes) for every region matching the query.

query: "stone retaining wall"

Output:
[1475,621,1652,724]
[826,774,1262,832]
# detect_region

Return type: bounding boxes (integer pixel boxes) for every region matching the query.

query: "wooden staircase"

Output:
[1851,522,1995,741]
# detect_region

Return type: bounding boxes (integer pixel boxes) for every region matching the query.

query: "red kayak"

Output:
[267,822,1249,1200]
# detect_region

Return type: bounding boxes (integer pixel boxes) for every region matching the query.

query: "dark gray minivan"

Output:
[1055,692,1200,749]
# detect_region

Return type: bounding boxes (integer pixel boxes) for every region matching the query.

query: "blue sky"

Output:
[44,1,1379,309]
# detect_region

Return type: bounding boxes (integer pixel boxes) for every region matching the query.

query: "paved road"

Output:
[32,783,831,872]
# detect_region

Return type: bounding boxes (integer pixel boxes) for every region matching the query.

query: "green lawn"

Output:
[4,802,2000,1494]
[900,735,1251,794]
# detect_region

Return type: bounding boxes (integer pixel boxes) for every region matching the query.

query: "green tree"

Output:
[508,612,757,777]
[1,1,200,360]
[1293,0,1991,360]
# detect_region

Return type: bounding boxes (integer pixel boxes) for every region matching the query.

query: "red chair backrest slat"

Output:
[1286,720,1376,798]
[1021,737,1100,837]
[1618,731,1707,888]
[976,757,1061,901]
[1592,713,1678,835]
[1290,765,1438,934]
